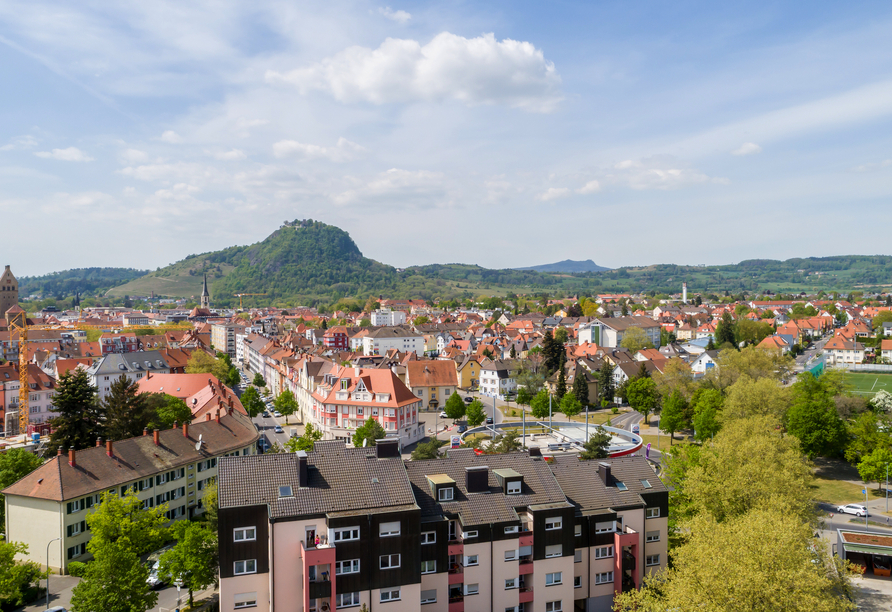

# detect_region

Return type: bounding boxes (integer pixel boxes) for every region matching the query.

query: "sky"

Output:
[2,1,892,276]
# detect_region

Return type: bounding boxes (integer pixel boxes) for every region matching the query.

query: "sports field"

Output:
[848,372,892,396]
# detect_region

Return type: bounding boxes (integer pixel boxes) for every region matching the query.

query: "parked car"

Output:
[485,417,494,425]
[146,561,164,589]
[273,410,282,417]
[463,396,473,404]
[274,425,284,434]
[837,504,868,517]
[262,411,270,418]
[458,425,468,433]
[439,411,449,418]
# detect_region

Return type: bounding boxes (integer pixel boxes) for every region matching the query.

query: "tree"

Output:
[857,447,892,490]
[443,392,466,421]
[88,490,169,558]
[364,295,378,312]
[787,374,849,458]
[509,344,517,358]
[46,368,103,455]
[554,364,567,399]
[149,393,192,430]
[491,431,523,454]
[225,366,241,388]
[515,364,545,393]
[660,390,687,442]
[579,426,611,460]
[103,375,150,441]
[530,389,551,419]
[873,310,892,329]
[0,541,48,607]
[691,388,722,442]
[722,375,791,422]
[158,521,218,609]
[653,358,696,400]
[553,327,569,344]
[285,423,323,452]
[620,327,654,353]
[202,480,218,532]
[252,373,266,387]
[516,387,534,409]
[845,411,891,465]
[352,418,386,447]
[466,400,486,427]
[626,377,659,425]
[714,311,737,347]
[70,540,158,612]
[572,368,590,407]
[240,386,265,418]
[705,346,794,391]
[411,438,447,460]
[541,330,563,375]
[0,449,43,528]
[185,350,229,381]
[274,389,299,424]
[597,362,615,405]
[735,319,775,346]
[559,393,582,418]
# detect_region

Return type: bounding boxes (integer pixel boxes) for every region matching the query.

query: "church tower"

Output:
[201,274,211,310]
[0,265,19,317]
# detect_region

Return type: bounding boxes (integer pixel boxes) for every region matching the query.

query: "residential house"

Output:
[363,327,424,357]
[405,361,459,411]
[479,359,519,399]
[824,336,865,365]
[455,357,482,390]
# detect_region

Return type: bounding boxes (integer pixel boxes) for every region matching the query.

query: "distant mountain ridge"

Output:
[515,259,610,273]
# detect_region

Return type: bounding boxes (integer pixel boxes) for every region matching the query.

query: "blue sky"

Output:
[1,1,891,276]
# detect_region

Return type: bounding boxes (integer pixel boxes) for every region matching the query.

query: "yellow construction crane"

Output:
[8,310,29,437]
[233,293,266,309]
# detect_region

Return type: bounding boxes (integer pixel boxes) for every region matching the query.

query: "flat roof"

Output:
[426,474,456,485]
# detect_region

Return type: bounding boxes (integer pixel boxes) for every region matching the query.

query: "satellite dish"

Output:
[363,438,368,447]
[195,434,203,452]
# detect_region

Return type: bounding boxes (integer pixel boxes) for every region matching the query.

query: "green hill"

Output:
[19,267,149,298]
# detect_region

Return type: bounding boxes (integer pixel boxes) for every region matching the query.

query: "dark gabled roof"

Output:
[3,411,259,502]
[548,455,667,514]
[217,440,417,520]
[403,448,569,527]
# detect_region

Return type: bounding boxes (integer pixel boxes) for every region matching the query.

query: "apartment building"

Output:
[371,308,407,327]
[87,350,173,400]
[99,332,139,355]
[2,411,259,574]
[0,362,56,428]
[578,318,662,349]
[217,441,667,612]
[212,322,244,360]
[405,360,459,410]
[363,327,425,357]
[322,326,350,351]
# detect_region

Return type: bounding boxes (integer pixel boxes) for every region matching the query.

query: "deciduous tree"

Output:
[620,327,653,353]
[660,390,687,442]
[0,541,47,607]
[252,373,266,387]
[722,375,791,422]
[787,374,848,458]
[0,449,43,528]
[158,521,218,609]
[274,389,299,424]
[530,389,551,419]
[443,392,466,421]
[411,438,447,461]
[352,418,386,447]
[285,423,322,452]
[626,377,659,426]
[857,447,892,490]
[691,388,722,442]
[465,400,486,427]
[70,540,157,612]
[240,386,265,418]
[185,350,229,381]
[560,393,582,418]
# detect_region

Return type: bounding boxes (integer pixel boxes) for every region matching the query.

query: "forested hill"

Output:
[515,259,610,273]
[19,268,148,298]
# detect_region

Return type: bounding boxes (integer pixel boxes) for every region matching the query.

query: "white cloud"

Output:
[160,130,182,143]
[379,6,411,24]
[213,149,247,161]
[34,147,94,162]
[333,168,446,207]
[273,137,365,162]
[608,156,727,190]
[120,148,149,163]
[267,32,562,112]
[538,187,571,201]
[731,142,762,156]
[576,180,601,194]
[0,135,38,151]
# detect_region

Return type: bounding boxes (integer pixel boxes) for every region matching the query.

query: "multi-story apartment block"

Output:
[0,363,56,430]
[322,326,350,351]
[217,441,667,612]
[87,350,175,400]
[99,332,139,355]
[212,322,243,360]
[479,359,519,400]
[2,411,259,574]
[578,318,662,349]
[363,327,425,356]
[371,308,407,327]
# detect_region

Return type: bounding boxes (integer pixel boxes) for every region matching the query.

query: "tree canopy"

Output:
[352,419,387,447]
[46,368,103,455]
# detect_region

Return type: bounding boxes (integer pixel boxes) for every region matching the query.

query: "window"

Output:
[66,520,86,537]
[505,525,519,534]
[574,576,582,588]
[438,487,454,501]
[574,550,582,563]
[464,554,479,566]
[505,550,517,561]
[595,571,613,585]
[420,589,437,604]
[380,554,400,569]
[646,531,660,543]
[333,527,360,542]
[336,593,360,608]
[545,544,562,558]
[67,543,86,559]
[594,546,614,559]
[380,588,401,602]
[335,559,360,575]
[463,530,478,539]
[421,560,436,574]
[234,560,257,575]
[507,481,521,495]
[574,524,582,537]
[545,517,562,530]
[380,521,401,537]
[545,601,562,612]
[646,508,660,519]
[156,473,168,486]
[234,592,258,609]
[640,479,652,489]
[595,521,615,534]
[421,531,436,544]
[66,499,84,514]
[142,498,154,510]
[505,578,516,589]
[465,584,479,596]
[233,527,257,542]
[546,572,562,586]
[646,554,660,566]
[615,481,628,491]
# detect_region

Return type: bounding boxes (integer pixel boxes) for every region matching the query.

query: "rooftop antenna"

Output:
[195,434,203,452]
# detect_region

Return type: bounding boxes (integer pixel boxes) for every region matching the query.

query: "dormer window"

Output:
[438,487,454,501]
[340,379,349,390]
[507,481,522,495]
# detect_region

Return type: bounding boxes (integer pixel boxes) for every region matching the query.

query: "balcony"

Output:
[448,542,464,556]
[518,532,534,547]
[623,552,636,572]
[448,598,464,612]
[519,587,534,604]
[518,557,534,575]
[448,563,464,585]
[309,579,331,600]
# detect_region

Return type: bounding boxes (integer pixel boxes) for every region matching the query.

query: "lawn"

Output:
[847,372,892,397]
[810,476,877,505]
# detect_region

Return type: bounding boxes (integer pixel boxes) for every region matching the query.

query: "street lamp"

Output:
[45,536,60,609]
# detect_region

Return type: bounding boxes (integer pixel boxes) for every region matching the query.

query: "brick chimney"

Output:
[57,448,62,456]
[215,409,220,423]
[153,429,160,446]
[143,427,148,436]
[96,437,102,447]
[183,422,189,438]
[68,447,76,467]
[173,421,178,430]
[106,440,114,458]
[206,413,211,421]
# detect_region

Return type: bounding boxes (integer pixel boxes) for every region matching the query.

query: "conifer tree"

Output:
[46,368,103,454]
[103,375,150,441]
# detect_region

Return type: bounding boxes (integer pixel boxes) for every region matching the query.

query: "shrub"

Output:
[67,561,87,577]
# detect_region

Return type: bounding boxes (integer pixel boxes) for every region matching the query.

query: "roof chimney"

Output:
[297,450,309,487]
[215,409,220,423]
[206,413,211,421]
[153,429,160,446]
[106,440,114,458]
[96,437,102,447]
[57,447,62,456]
[183,421,189,438]
[529,446,542,457]
[598,462,611,485]
[465,466,489,493]
[375,438,400,458]
[68,447,76,467]
[143,427,148,436]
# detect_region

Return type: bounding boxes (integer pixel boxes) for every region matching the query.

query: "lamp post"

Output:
[887,464,890,515]
[45,536,60,609]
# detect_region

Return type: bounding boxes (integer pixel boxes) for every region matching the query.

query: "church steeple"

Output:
[201,274,210,310]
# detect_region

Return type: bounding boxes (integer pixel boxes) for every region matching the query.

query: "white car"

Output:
[439,411,449,418]
[837,504,868,517]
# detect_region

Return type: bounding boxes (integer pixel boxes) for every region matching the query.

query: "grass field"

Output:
[847,372,892,397]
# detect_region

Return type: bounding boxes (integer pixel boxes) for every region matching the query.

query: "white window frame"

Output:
[420,589,437,604]
[332,526,360,542]
[421,531,436,544]
[438,487,454,501]
[463,530,478,539]
[335,559,360,575]
[380,588,401,602]
[234,527,256,542]
[505,578,516,589]
[595,571,614,585]
[594,546,614,559]
[646,508,660,519]
[234,559,257,575]
[574,524,582,536]
[545,517,562,530]
[545,601,562,612]
[504,525,519,534]
[464,554,479,566]
[421,559,436,574]
[380,554,401,569]
[379,521,401,537]
[646,554,660,566]
[507,481,521,495]
[595,521,615,534]
[574,576,582,588]
[505,550,517,561]
[646,531,660,543]
[546,572,562,586]
[465,584,479,596]
[336,592,360,608]
[234,598,257,610]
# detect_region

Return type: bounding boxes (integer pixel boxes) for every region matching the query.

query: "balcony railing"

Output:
[448,564,463,575]
[449,595,464,603]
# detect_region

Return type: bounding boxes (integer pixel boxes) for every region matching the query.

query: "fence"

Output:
[833,364,892,373]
